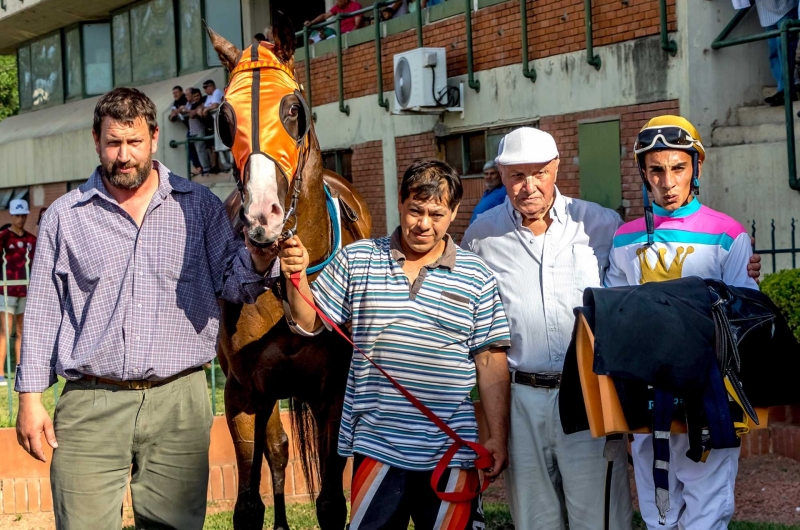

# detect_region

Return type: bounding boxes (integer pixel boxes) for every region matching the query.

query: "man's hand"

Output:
[242,228,279,275]
[482,436,508,480]
[748,237,761,282]
[16,393,57,462]
[279,236,310,279]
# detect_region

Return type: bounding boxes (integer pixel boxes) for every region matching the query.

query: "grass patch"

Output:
[124,503,800,530]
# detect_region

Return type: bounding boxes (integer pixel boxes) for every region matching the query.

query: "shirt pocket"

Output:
[435,290,474,343]
[572,245,602,295]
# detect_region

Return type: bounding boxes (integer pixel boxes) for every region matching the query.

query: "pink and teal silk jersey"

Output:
[605,199,758,290]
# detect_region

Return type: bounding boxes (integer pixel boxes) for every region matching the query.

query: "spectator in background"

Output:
[168,86,188,124]
[382,0,409,19]
[198,80,232,173]
[409,0,445,12]
[0,199,36,387]
[305,0,364,34]
[187,88,212,176]
[253,32,267,44]
[738,0,800,106]
[469,160,506,225]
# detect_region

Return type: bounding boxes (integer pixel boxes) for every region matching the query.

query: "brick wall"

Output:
[296,0,677,107]
[351,140,388,236]
[539,99,681,220]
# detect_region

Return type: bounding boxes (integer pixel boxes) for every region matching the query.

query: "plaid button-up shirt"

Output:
[15,161,279,393]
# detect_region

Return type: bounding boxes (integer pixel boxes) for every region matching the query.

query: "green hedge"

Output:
[761,268,800,342]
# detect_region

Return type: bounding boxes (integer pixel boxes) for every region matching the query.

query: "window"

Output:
[179,0,204,74]
[442,131,486,176]
[17,46,32,111]
[322,149,353,182]
[83,23,113,95]
[30,32,64,110]
[130,0,177,84]
[205,0,243,67]
[65,27,83,99]
[112,12,132,85]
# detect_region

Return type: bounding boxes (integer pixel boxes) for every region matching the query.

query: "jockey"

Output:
[604,115,758,530]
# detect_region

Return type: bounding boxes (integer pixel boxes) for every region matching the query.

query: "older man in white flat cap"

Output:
[462,127,633,530]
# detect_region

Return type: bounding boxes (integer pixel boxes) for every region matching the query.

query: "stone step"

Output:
[737,102,800,126]
[712,121,800,147]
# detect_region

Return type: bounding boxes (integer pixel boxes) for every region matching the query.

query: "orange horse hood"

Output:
[222,42,308,181]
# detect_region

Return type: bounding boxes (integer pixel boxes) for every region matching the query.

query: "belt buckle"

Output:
[128,380,149,390]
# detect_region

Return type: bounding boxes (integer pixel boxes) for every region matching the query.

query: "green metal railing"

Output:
[520,0,536,82]
[169,135,215,180]
[660,0,677,55]
[2,249,34,423]
[465,0,481,92]
[752,218,798,272]
[712,11,800,194]
[584,0,601,69]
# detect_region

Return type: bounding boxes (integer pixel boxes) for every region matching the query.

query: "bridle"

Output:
[225,45,313,246]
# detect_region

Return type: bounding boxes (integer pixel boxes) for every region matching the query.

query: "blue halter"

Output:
[306,185,341,275]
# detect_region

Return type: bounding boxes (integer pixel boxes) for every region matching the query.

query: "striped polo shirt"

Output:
[311,229,511,471]
[605,199,758,289]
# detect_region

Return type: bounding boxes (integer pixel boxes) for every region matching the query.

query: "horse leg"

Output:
[264,402,290,530]
[225,377,267,530]
[311,401,348,530]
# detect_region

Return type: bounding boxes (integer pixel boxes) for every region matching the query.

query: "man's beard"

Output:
[102,157,153,190]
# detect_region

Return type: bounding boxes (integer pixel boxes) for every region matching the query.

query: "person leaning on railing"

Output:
[305,0,364,34]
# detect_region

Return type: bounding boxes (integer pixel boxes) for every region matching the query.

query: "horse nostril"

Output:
[271,203,283,219]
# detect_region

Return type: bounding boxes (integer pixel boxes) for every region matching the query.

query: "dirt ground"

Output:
[2,454,799,529]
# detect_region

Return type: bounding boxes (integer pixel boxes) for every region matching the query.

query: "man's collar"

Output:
[389,227,457,271]
[506,185,565,227]
[78,160,191,204]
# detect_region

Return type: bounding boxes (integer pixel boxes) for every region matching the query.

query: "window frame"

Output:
[16,44,32,112]
[114,0,179,87]
[177,0,209,76]
[321,148,353,183]
[441,123,540,179]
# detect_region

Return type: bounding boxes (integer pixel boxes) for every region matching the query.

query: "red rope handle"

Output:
[289,272,492,502]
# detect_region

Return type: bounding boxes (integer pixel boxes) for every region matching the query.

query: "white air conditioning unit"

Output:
[393,47,448,111]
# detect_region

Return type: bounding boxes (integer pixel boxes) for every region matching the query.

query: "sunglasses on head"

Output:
[634,126,703,155]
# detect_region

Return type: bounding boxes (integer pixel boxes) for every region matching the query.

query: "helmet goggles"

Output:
[634,126,704,157]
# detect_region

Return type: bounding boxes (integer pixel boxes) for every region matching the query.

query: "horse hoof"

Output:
[233,494,266,530]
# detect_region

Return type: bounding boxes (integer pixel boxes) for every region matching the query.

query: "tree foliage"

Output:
[0,55,20,121]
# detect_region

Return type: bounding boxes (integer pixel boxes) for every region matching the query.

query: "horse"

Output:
[206,16,372,530]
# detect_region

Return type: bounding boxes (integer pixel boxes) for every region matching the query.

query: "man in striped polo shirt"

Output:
[280,159,511,530]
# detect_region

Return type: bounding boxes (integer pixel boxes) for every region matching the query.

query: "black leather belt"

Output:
[78,367,202,390]
[511,370,562,388]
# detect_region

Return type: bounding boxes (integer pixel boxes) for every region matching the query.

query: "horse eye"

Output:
[289,104,300,117]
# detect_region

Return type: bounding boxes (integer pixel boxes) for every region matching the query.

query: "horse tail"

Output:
[289,398,319,498]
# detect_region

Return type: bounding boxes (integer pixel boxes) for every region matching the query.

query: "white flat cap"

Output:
[495,127,559,166]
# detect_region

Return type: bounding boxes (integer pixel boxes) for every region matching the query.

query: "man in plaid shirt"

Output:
[15,88,278,530]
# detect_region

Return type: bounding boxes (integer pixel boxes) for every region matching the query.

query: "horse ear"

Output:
[267,11,297,64]
[205,22,241,71]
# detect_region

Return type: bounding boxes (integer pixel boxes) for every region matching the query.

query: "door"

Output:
[578,120,623,215]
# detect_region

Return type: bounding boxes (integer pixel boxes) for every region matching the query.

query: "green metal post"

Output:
[465,0,480,92]
[303,25,316,121]
[520,0,536,82]
[185,141,192,181]
[711,6,751,50]
[416,0,424,47]
[584,0,601,69]
[3,252,11,422]
[780,20,800,192]
[659,0,677,55]
[336,15,350,115]
[210,357,217,416]
[375,2,389,109]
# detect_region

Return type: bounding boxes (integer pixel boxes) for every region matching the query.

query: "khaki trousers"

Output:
[50,370,213,530]
[504,384,633,530]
